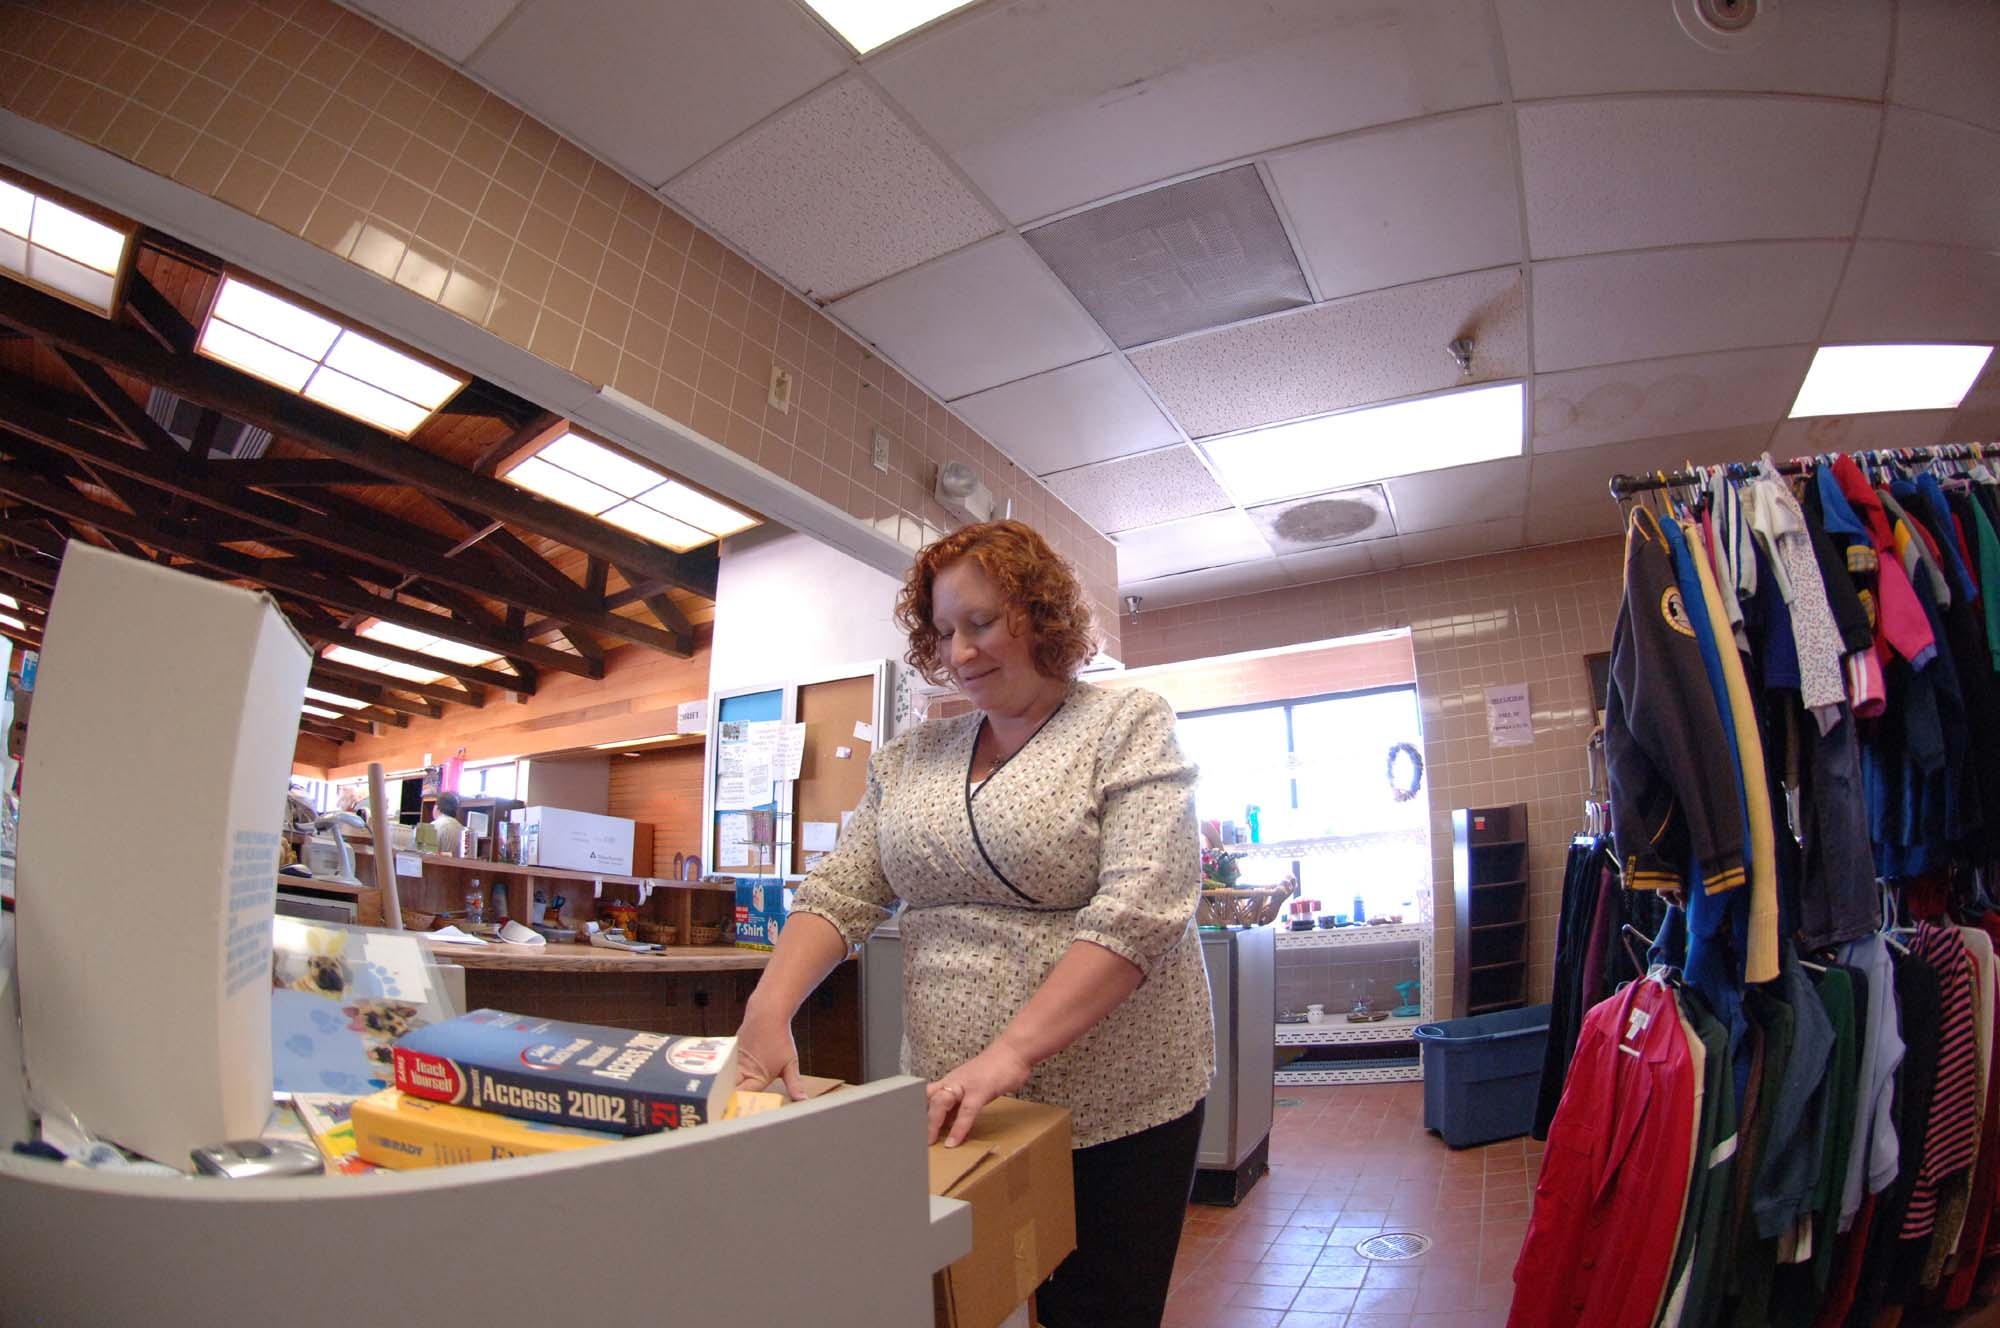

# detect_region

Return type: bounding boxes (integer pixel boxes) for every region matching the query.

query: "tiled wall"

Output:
[0,0,1120,653]
[1123,538,1625,1007]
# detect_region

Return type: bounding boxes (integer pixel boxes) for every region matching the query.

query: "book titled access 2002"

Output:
[390,1009,737,1135]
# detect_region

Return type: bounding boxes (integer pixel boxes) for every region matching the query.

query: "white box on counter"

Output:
[17,542,309,1170]
[520,805,640,875]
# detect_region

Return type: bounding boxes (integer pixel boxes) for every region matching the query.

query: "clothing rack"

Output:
[1607,441,1992,500]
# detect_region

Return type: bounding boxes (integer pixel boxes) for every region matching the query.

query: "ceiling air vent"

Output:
[145,387,271,460]
[1247,485,1394,552]
[1024,164,1311,349]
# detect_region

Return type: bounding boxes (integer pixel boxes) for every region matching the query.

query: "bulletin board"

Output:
[701,661,889,882]
[790,674,877,876]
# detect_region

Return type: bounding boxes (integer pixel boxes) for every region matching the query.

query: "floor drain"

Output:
[1356,1232,1432,1261]
[1274,1097,1304,1108]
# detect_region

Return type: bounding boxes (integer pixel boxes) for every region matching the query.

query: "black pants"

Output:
[1035,1100,1205,1328]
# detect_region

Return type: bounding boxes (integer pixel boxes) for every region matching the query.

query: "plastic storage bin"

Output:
[1413,1003,1551,1148]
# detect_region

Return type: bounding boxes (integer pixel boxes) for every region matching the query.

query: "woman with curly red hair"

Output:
[734,520,1214,1328]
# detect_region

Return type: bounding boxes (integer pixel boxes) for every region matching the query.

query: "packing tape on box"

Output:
[1013,1220,1039,1301]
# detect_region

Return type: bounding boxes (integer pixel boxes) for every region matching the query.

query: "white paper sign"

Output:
[802,821,839,852]
[718,812,751,867]
[1486,683,1534,748]
[676,698,708,735]
[834,745,853,760]
[466,811,489,837]
[852,721,876,744]
[777,722,807,781]
[394,852,422,878]
[716,735,773,809]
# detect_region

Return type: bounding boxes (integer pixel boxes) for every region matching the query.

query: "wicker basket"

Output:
[635,922,678,946]
[688,923,723,947]
[1197,881,1294,928]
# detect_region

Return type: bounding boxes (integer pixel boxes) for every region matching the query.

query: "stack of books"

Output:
[295,1009,773,1172]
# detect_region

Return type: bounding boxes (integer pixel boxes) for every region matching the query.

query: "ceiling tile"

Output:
[1279,537,1403,588]
[1121,558,1293,608]
[1518,97,1877,260]
[1392,517,1523,569]
[1494,0,1890,100]
[1522,426,1778,545]
[1532,242,1847,373]
[1131,267,1527,438]
[1267,109,1522,300]
[1043,446,1231,535]
[1769,410,1956,456]
[665,80,999,301]
[342,0,522,61]
[1861,109,2000,251]
[1113,508,1271,582]
[828,234,1109,400]
[1533,346,1814,454]
[868,0,1499,224]
[1384,457,1528,535]
[1890,0,2000,134]
[1823,242,2000,343]
[468,0,849,185]
[1023,165,1310,349]
[950,355,1182,475]
[1247,486,1395,552]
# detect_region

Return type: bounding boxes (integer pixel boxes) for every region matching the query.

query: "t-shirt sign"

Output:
[1485,683,1533,748]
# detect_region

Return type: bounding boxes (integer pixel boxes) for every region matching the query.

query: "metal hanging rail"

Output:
[1607,441,1992,501]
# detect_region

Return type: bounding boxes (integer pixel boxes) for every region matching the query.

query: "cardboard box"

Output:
[733,876,794,951]
[350,1087,785,1170]
[17,542,310,1170]
[928,1097,1076,1328]
[520,805,640,875]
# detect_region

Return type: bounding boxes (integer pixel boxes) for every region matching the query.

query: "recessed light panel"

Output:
[602,501,710,551]
[639,481,757,538]
[323,645,441,684]
[800,0,974,53]
[197,276,466,437]
[1789,344,1993,418]
[1200,382,1525,507]
[301,704,343,720]
[0,179,132,315]
[304,686,365,709]
[498,429,762,552]
[359,621,500,670]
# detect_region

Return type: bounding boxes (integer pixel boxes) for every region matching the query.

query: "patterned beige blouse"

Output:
[792,679,1216,1148]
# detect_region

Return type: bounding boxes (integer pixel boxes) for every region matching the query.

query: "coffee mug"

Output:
[1306,1003,1325,1024]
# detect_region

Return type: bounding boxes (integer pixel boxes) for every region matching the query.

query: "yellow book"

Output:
[352,1087,786,1170]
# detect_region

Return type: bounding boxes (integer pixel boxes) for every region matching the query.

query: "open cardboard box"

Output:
[927,1098,1076,1328]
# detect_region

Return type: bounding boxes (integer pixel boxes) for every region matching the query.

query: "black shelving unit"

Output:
[1451,803,1528,1017]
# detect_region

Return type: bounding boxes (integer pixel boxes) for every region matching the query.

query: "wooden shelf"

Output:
[1468,1000,1521,1014]
[1469,878,1526,890]
[351,846,731,893]
[419,939,772,973]
[1470,959,1526,974]
[1470,920,1527,933]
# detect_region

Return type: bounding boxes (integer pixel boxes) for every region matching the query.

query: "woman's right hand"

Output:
[734,1013,806,1101]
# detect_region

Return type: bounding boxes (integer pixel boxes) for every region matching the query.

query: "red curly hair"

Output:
[896,520,1097,687]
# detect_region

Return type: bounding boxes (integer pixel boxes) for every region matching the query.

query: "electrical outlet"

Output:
[870,428,890,473]
[767,363,793,414]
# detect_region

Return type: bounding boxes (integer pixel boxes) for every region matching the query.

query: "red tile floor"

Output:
[1164,1082,1538,1328]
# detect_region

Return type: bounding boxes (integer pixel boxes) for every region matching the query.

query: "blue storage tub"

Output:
[1413,1004,1551,1148]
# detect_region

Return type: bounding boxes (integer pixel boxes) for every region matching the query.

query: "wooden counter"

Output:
[419,939,771,973]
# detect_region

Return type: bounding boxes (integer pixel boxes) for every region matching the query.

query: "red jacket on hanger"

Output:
[1508,976,1699,1328]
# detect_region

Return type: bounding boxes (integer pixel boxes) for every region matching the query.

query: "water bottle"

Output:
[1352,892,1367,925]
[464,876,486,927]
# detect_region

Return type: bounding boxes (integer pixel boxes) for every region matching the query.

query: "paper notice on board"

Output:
[1486,683,1534,748]
[802,821,838,852]
[852,720,875,744]
[718,812,751,868]
[676,699,707,735]
[777,722,806,781]
[394,852,422,878]
[716,736,772,809]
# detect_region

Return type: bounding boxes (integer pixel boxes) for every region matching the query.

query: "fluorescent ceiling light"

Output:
[359,620,499,670]
[601,500,709,551]
[540,431,662,497]
[1199,382,1525,507]
[304,686,365,709]
[591,734,680,750]
[640,480,757,538]
[499,429,762,552]
[0,614,25,632]
[1789,344,1994,418]
[0,594,18,610]
[799,0,974,52]
[198,276,466,436]
[506,454,621,515]
[323,644,441,684]
[0,179,132,316]
[301,704,343,720]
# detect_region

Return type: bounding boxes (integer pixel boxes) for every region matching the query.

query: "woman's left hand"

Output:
[926,1042,1034,1148]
